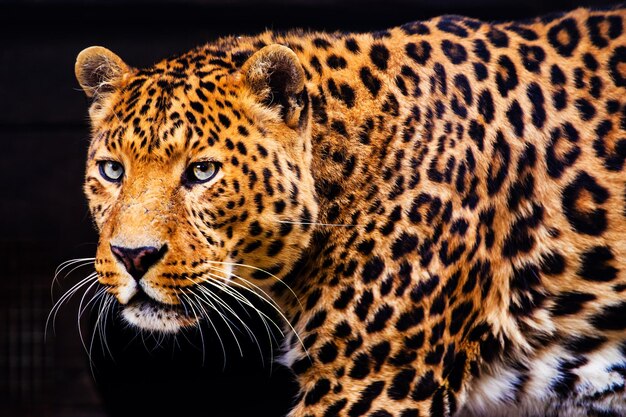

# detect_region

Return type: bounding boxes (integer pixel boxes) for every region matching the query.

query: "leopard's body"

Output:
[74,5,626,417]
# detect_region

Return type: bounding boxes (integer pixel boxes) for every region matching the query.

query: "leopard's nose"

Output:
[110,244,168,281]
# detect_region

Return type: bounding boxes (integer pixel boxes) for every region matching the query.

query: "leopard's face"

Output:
[78,45,317,332]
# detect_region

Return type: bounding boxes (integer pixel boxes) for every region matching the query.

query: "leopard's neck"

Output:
[296,29,484,257]
[301,30,439,230]
[275,26,527,340]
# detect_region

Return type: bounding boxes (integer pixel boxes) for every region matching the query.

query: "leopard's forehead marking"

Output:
[93,53,249,160]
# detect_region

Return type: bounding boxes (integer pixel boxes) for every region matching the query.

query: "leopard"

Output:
[73,4,626,417]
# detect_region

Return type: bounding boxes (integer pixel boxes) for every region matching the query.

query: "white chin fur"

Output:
[121,303,196,333]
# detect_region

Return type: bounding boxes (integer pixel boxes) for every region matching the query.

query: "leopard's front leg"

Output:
[282,306,480,417]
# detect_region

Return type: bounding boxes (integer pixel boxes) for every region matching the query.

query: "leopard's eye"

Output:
[98,160,124,182]
[185,161,220,184]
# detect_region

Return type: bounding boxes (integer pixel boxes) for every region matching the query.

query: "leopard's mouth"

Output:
[121,290,197,333]
[127,290,178,310]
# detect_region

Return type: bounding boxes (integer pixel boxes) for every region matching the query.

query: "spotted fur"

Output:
[75,5,626,417]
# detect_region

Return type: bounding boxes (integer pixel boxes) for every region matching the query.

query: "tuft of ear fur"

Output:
[242,44,307,129]
[75,46,129,100]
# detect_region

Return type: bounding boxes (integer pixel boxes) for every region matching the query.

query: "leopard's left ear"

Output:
[75,46,130,100]
[241,44,307,129]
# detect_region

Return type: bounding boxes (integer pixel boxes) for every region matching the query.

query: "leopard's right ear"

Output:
[75,46,130,100]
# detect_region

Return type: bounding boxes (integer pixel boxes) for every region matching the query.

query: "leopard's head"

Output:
[75,44,317,332]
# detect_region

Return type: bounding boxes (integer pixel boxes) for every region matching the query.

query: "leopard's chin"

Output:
[121,292,197,333]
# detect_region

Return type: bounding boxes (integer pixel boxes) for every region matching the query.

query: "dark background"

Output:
[1,0,620,416]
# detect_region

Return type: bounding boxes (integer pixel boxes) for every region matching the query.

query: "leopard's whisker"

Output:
[187,285,245,358]
[174,294,205,352]
[181,293,216,354]
[87,287,113,355]
[206,267,285,334]
[79,285,108,319]
[54,257,96,277]
[87,288,112,378]
[275,220,362,228]
[51,258,96,300]
[205,261,303,310]
[225,277,303,362]
[81,284,110,356]
[46,273,98,339]
[77,279,102,355]
[179,293,202,357]
[182,293,218,367]
[87,291,113,377]
[194,280,258,341]
[204,271,285,365]
[224,277,286,350]
[60,260,96,278]
[202,272,260,310]
[208,266,282,309]
[199,274,274,362]
[93,292,108,359]
[204,260,303,311]
[98,292,116,360]
[191,293,225,368]
[207,267,309,360]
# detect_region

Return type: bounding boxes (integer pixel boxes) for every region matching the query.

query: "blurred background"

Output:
[0,0,621,416]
